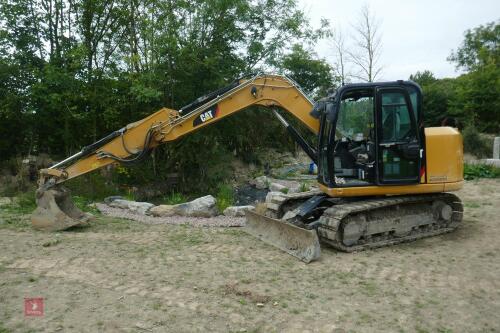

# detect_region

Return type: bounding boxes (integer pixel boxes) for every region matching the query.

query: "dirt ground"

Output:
[1,179,499,333]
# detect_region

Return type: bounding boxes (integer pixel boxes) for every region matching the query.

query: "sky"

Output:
[298,0,500,81]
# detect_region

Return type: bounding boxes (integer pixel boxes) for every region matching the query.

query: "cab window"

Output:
[381,92,414,142]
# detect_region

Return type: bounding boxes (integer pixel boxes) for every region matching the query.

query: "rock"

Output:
[265,191,286,204]
[173,195,218,217]
[149,205,176,217]
[269,182,287,192]
[104,196,124,204]
[256,303,264,307]
[250,176,269,190]
[223,205,255,217]
[0,197,12,206]
[108,199,154,215]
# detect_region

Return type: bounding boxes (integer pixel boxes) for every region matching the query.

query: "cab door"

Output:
[376,88,421,184]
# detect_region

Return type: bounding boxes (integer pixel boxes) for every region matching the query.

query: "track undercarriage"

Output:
[245,191,463,262]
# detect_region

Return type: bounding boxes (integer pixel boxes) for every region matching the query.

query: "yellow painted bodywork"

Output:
[319,181,463,197]
[424,127,463,184]
[47,74,318,183]
[43,74,463,199]
[320,126,464,197]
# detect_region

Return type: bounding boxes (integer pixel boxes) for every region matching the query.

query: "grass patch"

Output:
[464,202,481,209]
[279,187,289,194]
[42,238,61,247]
[299,183,309,192]
[0,322,11,333]
[464,163,500,180]
[162,191,187,205]
[4,190,36,214]
[72,196,100,215]
[215,184,234,213]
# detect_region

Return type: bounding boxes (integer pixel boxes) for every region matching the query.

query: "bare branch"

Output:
[349,3,383,82]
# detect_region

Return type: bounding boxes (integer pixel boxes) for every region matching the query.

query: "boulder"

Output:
[265,191,286,204]
[0,197,12,206]
[269,182,287,192]
[149,205,176,217]
[109,199,154,215]
[223,205,255,217]
[173,195,218,217]
[250,176,269,190]
[104,196,124,204]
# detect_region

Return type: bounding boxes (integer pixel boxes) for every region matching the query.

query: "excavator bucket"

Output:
[31,186,93,231]
[244,210,321,263]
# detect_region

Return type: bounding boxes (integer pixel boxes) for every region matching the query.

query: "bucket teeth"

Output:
[244,210,321,263]
[31,186,93,231]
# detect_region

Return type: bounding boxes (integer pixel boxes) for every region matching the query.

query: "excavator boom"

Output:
[36,74,318,187]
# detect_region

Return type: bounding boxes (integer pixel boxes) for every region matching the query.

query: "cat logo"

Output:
[193,104,220,127]
[200,110,214,122]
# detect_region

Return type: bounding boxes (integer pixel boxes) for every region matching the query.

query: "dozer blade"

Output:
[31,186,93,231]
[244,210,321,263]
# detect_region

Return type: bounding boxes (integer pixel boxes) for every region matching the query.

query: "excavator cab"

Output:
[318,81,423,189]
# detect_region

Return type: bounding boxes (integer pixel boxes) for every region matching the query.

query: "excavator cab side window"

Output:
[376,88,421,184]
[330,89,376,187]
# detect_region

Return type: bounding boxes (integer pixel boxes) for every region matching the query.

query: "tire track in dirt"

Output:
[4,256,210,313]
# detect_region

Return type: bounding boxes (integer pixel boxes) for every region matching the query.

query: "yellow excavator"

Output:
[31,73,464,262]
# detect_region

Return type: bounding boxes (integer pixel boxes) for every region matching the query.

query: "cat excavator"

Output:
[31,73,464,262]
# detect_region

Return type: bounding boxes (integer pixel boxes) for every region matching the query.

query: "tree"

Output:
[448,21,499,71]
[410,71,458,127]
[330,27,349,85]
[0,0,332,193]
[448,21,500,132]
[409,70,437,86]
[279,44,338,98]
[348,4,383,82]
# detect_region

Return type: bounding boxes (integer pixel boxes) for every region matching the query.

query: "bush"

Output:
[464,163,500,180]
[299,183,309,192]
[462,125,492,158]
[162,191,187,205]
[65,172,118,201]
[16,190,37,212]
[280,187,289,194]
[215,184,234,213]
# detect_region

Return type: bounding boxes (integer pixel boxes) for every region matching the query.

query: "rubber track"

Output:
[316,193,463,252]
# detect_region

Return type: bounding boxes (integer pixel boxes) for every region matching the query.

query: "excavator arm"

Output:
[39,74,318,187]
[33,73,320,231]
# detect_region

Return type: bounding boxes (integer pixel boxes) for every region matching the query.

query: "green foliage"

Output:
[279,187,289,194]
[464,164,500,180]
[1,189,36,214]
[462,125,492,158]
[162,192,187,205]
[72,196,99,215]
[278,44,339,98]
[409,21,499,133]
[0,0,323,196]
[299,183,309,192]
[65,173,118,202]
[409,70,437,86]
[215,184,234,213]
[448,21,499,71]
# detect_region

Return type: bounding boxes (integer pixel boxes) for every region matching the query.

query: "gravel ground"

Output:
[1,179,500,332]
[95,203,246,227]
